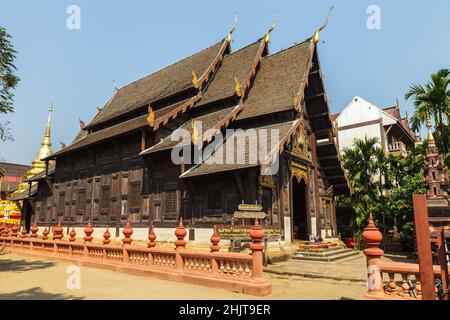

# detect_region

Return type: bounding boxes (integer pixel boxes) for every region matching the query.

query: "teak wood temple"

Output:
[12,16,349,244]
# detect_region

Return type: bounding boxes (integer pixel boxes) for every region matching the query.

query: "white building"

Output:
[331,96,418,157]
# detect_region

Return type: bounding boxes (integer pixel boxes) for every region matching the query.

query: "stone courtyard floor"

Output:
[0,250,414,300]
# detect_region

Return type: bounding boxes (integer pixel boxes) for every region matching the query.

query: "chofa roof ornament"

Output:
[264,11,278,44]
[227,13,238,44]
[313,6,333,44]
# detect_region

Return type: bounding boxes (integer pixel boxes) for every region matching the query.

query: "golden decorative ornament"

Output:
[147,105,155,128]
[192,70,199,89]
[234,76,242,97]
[191,120,200,145]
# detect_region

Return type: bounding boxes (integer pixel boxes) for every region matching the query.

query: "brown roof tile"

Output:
[181,120,297,178]
[88,41,225,128]
[142,106,239,154]
[47,98,191,159]
[195,41,262,107]
[236,41,312,120]
[0,162,29,190]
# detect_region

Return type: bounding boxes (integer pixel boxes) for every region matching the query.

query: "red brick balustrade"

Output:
[30,223,38,238]
[69,227,76,242]
[84,219,94,242]
[103,226,111,245]
[362,214,446,300]
[210,225,220,252]
[147,223,156,248]
[0,219,271,296]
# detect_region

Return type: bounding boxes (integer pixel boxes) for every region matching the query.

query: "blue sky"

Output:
[0,0,449,164]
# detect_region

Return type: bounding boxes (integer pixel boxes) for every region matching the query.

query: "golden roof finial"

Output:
[227,13,238,43]
[264,11,278,44]
[313,6,333,44]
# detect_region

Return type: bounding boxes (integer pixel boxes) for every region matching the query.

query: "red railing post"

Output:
[122,219,133,246]
[412,194,437,300]
[69,226,76,242]
[21,225,27,238]
[122,220,133,263]
[42,226,49,240]
[30,223,38,238]
[53,219,63,241]
[147,223,156,248]
[210,225,220,252]
[83,218,94,243]
[83,219,93,258]
[250,218,264,280]
[103,226,111,245]
[174,217,186,271]
[11,224,19,238]
[362,213,384,298]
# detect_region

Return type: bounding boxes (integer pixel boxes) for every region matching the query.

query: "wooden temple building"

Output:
[24,18,349,243]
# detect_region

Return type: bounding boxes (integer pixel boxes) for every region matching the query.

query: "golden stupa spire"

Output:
[26,97,54,179]
[425,110,435,143]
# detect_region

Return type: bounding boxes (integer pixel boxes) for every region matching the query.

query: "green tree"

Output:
[0,26,20,175]
[337,137,427,250]
[0,26,20,117]
[337,137,385,238]
[405,69,450,155]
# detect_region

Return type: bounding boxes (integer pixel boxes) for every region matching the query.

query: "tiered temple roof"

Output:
[44,23,349,195]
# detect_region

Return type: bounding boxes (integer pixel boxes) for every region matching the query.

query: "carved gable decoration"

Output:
[290,120,312,161]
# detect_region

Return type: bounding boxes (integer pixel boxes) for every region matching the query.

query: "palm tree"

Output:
[405,69,450,154]
[339,137,386,235]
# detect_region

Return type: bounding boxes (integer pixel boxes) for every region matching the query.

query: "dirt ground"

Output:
[0,251,366,300]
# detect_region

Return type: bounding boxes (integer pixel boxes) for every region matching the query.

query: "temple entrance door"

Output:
[292,178,308,240]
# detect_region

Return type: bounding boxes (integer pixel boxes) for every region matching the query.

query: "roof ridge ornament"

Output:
[264,11,278,44]
[227,13,238,43]
[313,6,333,44]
